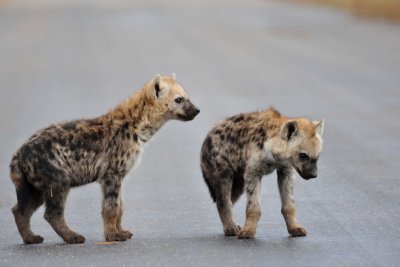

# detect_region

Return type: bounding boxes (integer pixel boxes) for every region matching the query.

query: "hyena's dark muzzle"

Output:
[297,163,318,180]
[178,100,200,121]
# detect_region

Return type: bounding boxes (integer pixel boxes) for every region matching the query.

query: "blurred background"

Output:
[292,0,400,21]
[0,0,399,266]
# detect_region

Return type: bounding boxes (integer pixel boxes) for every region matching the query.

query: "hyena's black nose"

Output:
[195,108,200,114]
[309,174,317,179]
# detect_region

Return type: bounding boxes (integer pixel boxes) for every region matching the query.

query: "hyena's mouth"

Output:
[296,168,317,180]
[177,114,197,121]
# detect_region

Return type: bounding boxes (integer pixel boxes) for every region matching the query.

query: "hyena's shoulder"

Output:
[57,118,113,146]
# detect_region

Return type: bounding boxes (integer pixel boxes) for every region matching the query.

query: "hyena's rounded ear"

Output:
[171,72,176,81]
[153,74,162,99]
[314,120,324,137]
[281,120,298,141]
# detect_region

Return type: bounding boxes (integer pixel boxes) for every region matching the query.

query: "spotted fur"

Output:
[201,108,324,238]
[10,74,200,244]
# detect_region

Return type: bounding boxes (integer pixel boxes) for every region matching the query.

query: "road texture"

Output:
[1,0,400,266]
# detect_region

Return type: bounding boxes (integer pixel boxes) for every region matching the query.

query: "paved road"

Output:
[1,0,400,266]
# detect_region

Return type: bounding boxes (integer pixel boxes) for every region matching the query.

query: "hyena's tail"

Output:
[200,138,217,203]
[202,173,217,202]
[10,156,38,214]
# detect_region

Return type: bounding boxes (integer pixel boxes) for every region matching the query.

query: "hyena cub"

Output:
[201,108,324,239]
[10,74,199,244]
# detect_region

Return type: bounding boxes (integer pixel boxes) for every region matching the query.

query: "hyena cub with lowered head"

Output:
[10,74,199,244]
[201,108,324,239]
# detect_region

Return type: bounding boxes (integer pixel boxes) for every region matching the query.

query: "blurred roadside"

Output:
[289,0,400,21]
[0,0,10,7]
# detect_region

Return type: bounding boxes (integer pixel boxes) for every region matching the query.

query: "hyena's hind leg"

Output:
[277,168,307,237]
[206,170,241,236]
[44,187,86,244]
[11,184,45,244]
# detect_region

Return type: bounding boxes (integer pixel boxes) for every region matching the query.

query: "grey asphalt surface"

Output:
[1,0,400,266]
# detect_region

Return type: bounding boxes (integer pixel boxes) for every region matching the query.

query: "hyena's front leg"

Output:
[101,178,130,242]
[115,198,133,239]
[238,172,262,239]
[44,188,86,244]
[277,168,307,237]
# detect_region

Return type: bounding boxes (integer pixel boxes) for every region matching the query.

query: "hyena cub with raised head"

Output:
[201,108,324,239]
[10,74,199,244]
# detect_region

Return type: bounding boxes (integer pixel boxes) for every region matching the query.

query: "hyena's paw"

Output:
[64,233,86,244]
[105,231,129,242]
[289,227,307,237]
[224,225,241,236]
[238,227,256,239]
[24,235,44,245]
[118,229,133,239]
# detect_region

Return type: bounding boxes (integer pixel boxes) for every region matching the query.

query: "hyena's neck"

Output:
[105,86,169,143]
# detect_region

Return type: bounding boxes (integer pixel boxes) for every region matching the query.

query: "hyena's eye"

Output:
[299,153,310,161]
[175,97,183,104]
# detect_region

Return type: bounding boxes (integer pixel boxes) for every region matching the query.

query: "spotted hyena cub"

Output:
[10,74,199,244]
[201,108,324,239]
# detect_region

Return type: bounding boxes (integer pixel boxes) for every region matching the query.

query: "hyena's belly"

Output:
[27,148,102,187]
